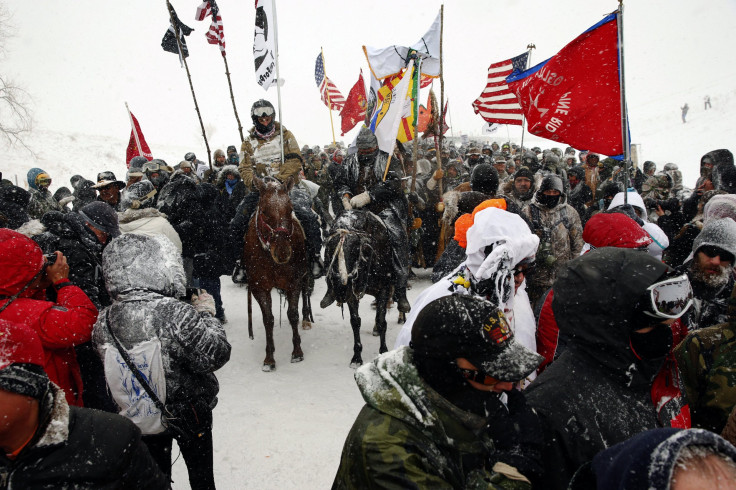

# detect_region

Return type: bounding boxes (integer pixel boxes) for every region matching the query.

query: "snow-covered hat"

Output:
[692,217,736,259]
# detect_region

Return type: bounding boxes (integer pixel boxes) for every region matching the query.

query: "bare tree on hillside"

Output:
[0,3,33,152]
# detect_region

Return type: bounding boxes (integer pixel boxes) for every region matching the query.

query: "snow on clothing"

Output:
[521,190,583,303]
[525,248,669,490]
[0,228,98,406]
[675,286,736,433]
[93,234,231,413]
[0,383,167,488]
[568,428,736,490]
[215,164,247,222]
[607,190,670,260]
[0,184,31,229]
[395,208,540,382]
[332,347,532,490]
[119,207,183,254]
[238,121,302,188]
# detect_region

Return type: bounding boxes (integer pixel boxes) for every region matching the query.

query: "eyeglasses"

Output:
[643,273,694,319]
[252,106,275,118]
[457,366,501,386]
[699,245,735,263]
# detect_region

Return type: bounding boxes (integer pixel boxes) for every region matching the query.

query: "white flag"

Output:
[363,9,441,80]
[254,0,277,90]
[369,59,415,154]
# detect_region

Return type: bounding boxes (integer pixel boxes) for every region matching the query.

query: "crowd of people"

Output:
[1,98,736,489]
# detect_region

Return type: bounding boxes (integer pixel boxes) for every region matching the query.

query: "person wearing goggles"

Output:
[141,159,172,203]
[678,217,736,331]
[333,294,544,489]
[229,99,324,281]
[525,248,694,490]
[26,168,65,219]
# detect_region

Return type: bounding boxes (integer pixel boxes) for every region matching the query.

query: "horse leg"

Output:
[253,289,276,372]
[348,295,363,368]
[287,288,304,363]
[372,292,388,337]
[375,289,389,354]
[301,273,314,330]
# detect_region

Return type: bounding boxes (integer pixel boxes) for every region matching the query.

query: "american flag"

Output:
[195,0,225,56]
[472,52,529,125]
[314,53,345,110]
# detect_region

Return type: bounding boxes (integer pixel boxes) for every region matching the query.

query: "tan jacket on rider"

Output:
[238,121,302,189]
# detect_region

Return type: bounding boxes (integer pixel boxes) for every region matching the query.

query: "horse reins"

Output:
[325,229,375,300]
[255,205,295,252]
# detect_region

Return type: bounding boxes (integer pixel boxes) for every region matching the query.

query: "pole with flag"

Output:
[124,103,153,166]
[618,1,631,200]
[195,0,245,143]
[253,0,283,166]
[318,48,338,146]
[519,43,535,154]
[273,0,284,168]
[164,0,212,170]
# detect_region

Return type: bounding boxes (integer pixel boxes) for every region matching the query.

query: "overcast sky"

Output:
[3,0,735,158]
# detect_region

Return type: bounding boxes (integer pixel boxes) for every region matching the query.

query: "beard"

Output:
[690,261,733,289]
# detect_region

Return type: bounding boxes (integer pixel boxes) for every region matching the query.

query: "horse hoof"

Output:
[301,320,312,330]
[398,312,406,324]
[262,364,276,372]
[291,355,304,363]
[372,325,380,337]
[350,360,363,369]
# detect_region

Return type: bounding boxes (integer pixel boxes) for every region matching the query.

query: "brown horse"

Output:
[244,176,311,371]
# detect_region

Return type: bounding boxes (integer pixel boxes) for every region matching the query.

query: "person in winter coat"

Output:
[142,159,173,205]
[566,165,592,222]
[215,164,247,223]
[202,149,227,184]
[0,320,167,488]
[525,248,693,490]
[676,282,736,435]
[607,188,670,260]
[522,174,584,306]
[232,99,324,279]
[70,175,97,212]
[583,153,601,203]
[0,229,98,406]
[396,207,540,383]
[93,233,231,489]
[569,428,736,489]
[334,294,544,489]
[119,180,182,254]
[92,171,126,210]
[325,126,411,312]
[501,166,536,212]
[26,168,63,219]
[0,184,31,229]
[677,217,736,332]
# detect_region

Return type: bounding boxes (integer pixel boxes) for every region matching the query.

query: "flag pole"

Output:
[222,55,245,143]
[124,102,143,159]
[321,48,337,146]
[519,43,535,153]
[438,4,445,155]
[165,0,213,170]
[273,0,284,169]
[382,59,416,182]
[617,1,631,204]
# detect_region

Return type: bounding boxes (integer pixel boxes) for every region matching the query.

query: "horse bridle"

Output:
[255,205,294,252]
[326,229,375,300]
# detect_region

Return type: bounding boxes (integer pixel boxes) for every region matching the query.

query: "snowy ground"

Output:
[168,269,432,489]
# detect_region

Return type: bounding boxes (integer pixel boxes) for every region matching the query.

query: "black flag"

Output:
[162,5,194,58]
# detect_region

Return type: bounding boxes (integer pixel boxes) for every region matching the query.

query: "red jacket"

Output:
[0,229,98,406]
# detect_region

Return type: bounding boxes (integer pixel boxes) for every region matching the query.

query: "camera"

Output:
[643,197,680,213]
[44,253,57,266]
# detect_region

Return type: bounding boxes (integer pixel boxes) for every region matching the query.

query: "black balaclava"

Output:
[536,174,564,208]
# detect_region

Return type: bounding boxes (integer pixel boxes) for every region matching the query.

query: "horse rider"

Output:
[322,127,412,313]
[230,99,324,279]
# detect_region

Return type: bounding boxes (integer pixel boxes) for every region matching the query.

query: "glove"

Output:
[433,169,444,180]
[341,195,352,211]
[192,290,216,316]
[350,191,371,209]
[484,389,544,482]
[59,196,75,207]
[407,191,420,204]
[370,181,395,202]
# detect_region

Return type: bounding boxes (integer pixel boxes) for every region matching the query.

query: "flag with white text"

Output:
[254,0,277,90]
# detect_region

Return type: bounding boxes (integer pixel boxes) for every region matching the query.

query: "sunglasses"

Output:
[699,245,735,263]
[253,106,275,118]
[643,273,694,319]
[457,366,501,386]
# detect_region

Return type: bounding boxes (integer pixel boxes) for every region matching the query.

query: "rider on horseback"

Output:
[321,127,412,313]
[230,100,324,280]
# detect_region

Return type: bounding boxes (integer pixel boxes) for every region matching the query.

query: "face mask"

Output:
[538,193,561,208]
[629,324,673,360]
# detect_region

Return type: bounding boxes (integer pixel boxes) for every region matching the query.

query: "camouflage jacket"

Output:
[675,318,736,433]
[238,122,302,189]
[332,348,530,490]
[27,188,64,219]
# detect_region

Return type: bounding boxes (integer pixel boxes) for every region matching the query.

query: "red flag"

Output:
[126,112,153,167]
[339,71,367,135]
[507,13,622,155]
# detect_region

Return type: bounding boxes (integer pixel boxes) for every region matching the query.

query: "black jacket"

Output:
[0,386,166,489]
[525,248,668,490]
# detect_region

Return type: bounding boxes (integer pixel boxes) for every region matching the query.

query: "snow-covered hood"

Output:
[608,190,647,221]
[102,233,185,299]
[216,164,240,187]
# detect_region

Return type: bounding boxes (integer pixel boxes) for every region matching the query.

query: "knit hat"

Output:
[411,294,543,382]
[704,194,736,223]
[514,166,534,181]
[226,145,237,155]
[79,201,121,237]
[692,218,736,259]
[0,320,50,401]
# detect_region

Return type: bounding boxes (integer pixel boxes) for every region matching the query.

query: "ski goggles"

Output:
[642,273,693,319]
[252,106,275,118]
[142,161,163,173]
